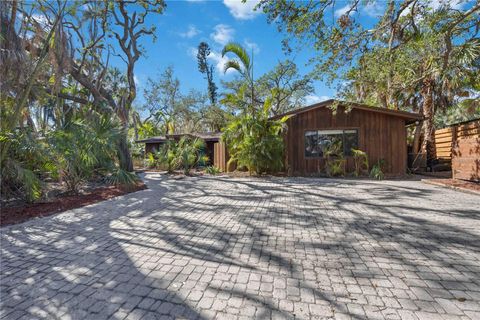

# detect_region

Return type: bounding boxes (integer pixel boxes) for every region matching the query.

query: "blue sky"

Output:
[128,0,350,106]
[118,0,469,107]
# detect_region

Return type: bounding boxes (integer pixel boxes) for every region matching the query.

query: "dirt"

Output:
[0,183,147,227]
[423,178,480,193]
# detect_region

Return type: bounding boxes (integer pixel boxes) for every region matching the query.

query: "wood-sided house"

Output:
[136,132,229,170]
[272,100,423,176]
[137,100,422,176]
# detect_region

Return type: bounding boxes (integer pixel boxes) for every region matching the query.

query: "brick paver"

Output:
[1,173,479,319]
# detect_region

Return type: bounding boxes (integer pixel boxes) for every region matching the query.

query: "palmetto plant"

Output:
[49,112,123,193]
[156,140,181,173]
[0,128,51,202]
[176,137,207,175]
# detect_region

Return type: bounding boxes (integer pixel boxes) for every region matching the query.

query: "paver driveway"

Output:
[1,173,480,320]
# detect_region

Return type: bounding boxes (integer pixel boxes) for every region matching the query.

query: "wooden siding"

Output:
[434,120,480,160]
[450,120,480,181]
[435,128,454,161]
[284,105,408,176]
[214,142,228,172]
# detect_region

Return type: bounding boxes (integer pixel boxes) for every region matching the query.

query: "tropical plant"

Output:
[146,153,157,169]
[0,129,48,202]
[48,113,122,193]
[176,137,207,175]
[105,168,140,191]
[156,141,180,173]
[205,166,221,175]
[351,149,369,177]
[370,159,386,180]
[223,97,289,175]
[322,140,345,177]
[222,42,255,109]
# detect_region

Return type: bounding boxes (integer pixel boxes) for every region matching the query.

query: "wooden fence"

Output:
[451,120,480,181]
[435,119,480,162]
[434,119,480,181]
[213,142,227,172]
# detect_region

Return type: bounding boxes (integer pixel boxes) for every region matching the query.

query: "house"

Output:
[272,100,423,176]
[136,132,229,170]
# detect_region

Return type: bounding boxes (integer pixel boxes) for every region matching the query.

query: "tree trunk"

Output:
[421,77,436,167]
[118,130,134,172]
[412,121,422,154]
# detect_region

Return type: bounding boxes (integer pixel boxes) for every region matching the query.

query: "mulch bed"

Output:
[422,178,480,194]
[0,183,147,227]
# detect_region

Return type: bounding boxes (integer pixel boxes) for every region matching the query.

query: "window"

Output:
[304,129,358,157]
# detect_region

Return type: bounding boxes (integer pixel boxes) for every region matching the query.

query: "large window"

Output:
[305,129,358,157]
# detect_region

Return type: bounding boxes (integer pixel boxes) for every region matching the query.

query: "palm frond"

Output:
[222,42,251,75]
[223,60,243,74]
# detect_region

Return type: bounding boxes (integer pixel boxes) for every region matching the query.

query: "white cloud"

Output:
[400,0,465,19]
[335,5,353,18]
[244,39,260,54]
[304,94,330,105]
[187,47,198,59]
[134,75,141,86]
[223,0,261,20]
[187,46,233,76]
[208,51,236,75]
[31,13,49,27]
[429,0,465,11]
[210,24,235,45]
[179,25,200,38]
[362,2,385,17]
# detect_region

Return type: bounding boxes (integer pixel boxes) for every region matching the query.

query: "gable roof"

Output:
[271,99,423,124]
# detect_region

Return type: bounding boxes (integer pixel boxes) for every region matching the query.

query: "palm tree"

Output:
[222,42,255,108]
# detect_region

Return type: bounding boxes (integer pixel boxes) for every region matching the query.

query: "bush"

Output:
[323,140,345,177]
[223,98,290,175]
[177,137,206,175]
[0,128,49,202]
[205,166,221,175]
[49,114,121,193]
[105,169,140,190]
[370,159,386,180]
[351,149,369,177]
[154,138,207,175]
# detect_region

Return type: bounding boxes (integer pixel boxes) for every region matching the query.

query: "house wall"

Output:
[145,143,162,154]
[284,105,408,176]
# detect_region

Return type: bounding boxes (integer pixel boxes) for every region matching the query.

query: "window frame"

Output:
[303,128,359,158]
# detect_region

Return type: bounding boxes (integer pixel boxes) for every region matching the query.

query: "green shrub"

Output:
[177,137,206,175]
[1,128,55,202]
[351,149,369,177]
[49,114,121,193]
[323,140,345,177]
[156,140,180,173]
[222,98,290,175]
[205,166,221,175]
[155,138,206,175]
[146,153,156,168]
[370,159,386,180]
[106,168,140,190]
